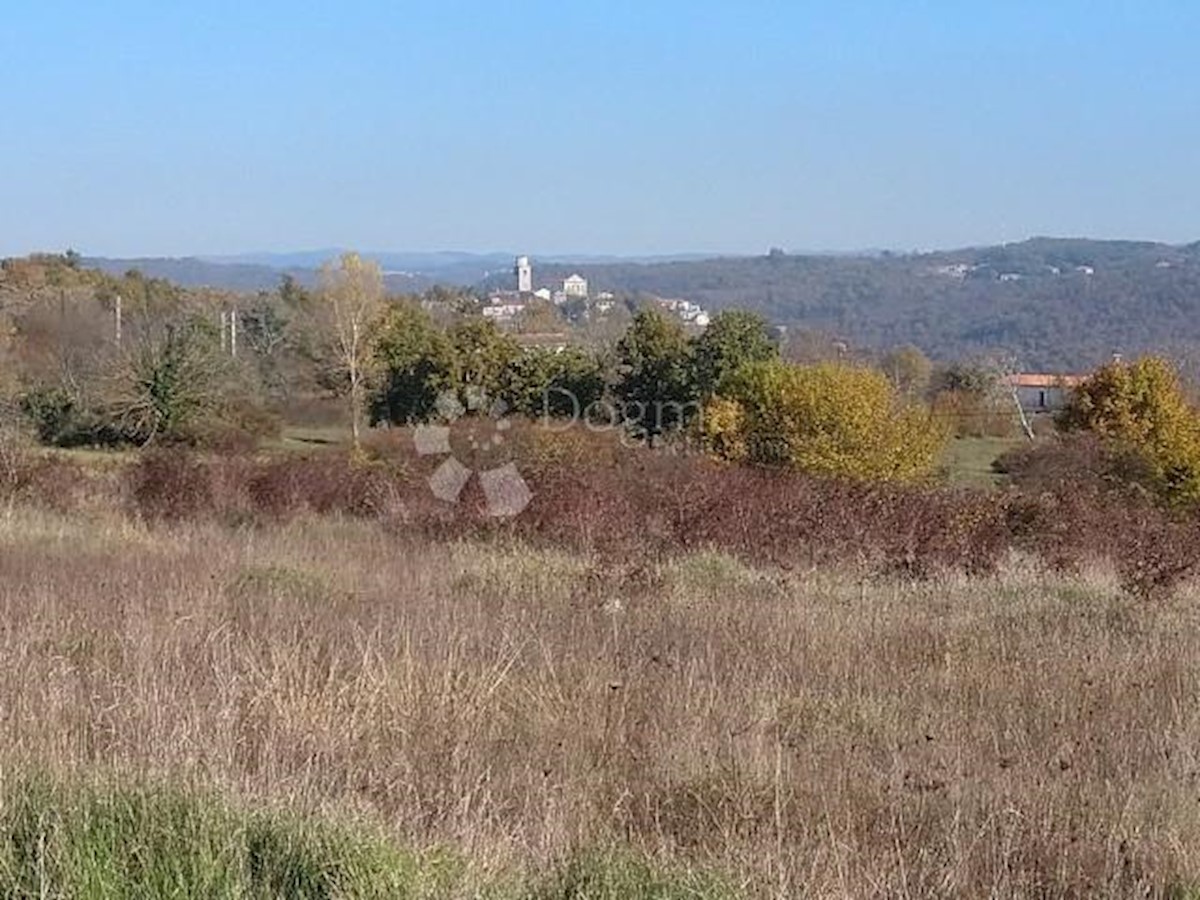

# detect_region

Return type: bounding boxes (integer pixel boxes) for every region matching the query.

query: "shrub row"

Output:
[7,427,1198,600]
[130,433,1200,598]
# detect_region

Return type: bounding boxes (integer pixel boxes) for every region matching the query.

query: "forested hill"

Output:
[532,238,1200,370]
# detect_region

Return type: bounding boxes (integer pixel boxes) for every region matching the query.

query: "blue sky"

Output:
[2,1,1197,257]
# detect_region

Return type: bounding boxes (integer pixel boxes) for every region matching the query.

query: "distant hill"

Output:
[519,238,1200,370]
[82,257,316,292]
[199,250,514,287]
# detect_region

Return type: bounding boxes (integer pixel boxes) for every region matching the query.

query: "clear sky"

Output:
[2,1,1197,258]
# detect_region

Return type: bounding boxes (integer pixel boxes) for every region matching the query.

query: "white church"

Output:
[514,255,588,303]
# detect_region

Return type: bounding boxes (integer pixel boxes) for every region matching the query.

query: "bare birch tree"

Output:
[316,253,384,450]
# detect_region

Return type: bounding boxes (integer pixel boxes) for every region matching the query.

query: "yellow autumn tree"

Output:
[1057,355,1200,506]
[700,360,947,482]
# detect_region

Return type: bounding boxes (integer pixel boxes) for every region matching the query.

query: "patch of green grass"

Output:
[940,436,1024,487]
[0,776,438,899]
[0,776,738,899]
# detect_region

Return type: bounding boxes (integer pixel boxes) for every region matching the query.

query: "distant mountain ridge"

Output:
[82,257,323,292]
[81,255,447,293]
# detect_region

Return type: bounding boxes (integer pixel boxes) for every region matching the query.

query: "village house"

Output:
[1004,373,1085,414]
[481,297,526,321]
[656,297,711,327]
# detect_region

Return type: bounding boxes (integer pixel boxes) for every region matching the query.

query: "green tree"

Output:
[614,309,696,438]
[691,310,778,398]
[502,346,606,419]
[702,359,947,482]
[1058,356,1200,505]
[370,303,455,424]
[448,318,521,400]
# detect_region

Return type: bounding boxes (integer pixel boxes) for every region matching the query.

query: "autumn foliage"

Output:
[700,359,948,482]
[1058,356,1200,506]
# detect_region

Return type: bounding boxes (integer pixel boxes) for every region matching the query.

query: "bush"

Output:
[1058,356,1200,507]
[994,433,1155,499]
[127,447,421,525]
[0,423,30,501]
[702,360,948,482]
[19,386,124,448]
[0,419,86,513]
[192,398,282,454]
[129,449,225,521]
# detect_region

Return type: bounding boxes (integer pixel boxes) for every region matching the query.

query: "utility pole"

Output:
[220,311,228,353]
[114,294,122,346]
[229,306,237,357]
[1009,383,1035,442]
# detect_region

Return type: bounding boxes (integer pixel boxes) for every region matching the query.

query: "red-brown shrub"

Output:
[88,424,1200,598]
[129,449,230,521]
[0,434,90,513]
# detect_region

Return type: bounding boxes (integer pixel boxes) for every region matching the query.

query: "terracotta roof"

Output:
[1004,373,1085,388]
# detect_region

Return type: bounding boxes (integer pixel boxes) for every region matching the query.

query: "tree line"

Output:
[13,250,1197,493]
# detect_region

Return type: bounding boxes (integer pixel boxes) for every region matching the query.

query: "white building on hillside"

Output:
[1004,373,1084,413]
[657,297,709,326]
[562,274,589,299]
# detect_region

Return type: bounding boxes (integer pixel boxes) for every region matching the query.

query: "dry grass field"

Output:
[2,498,1200,897]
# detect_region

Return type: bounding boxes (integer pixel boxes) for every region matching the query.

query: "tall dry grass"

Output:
[2,505,1199,897]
